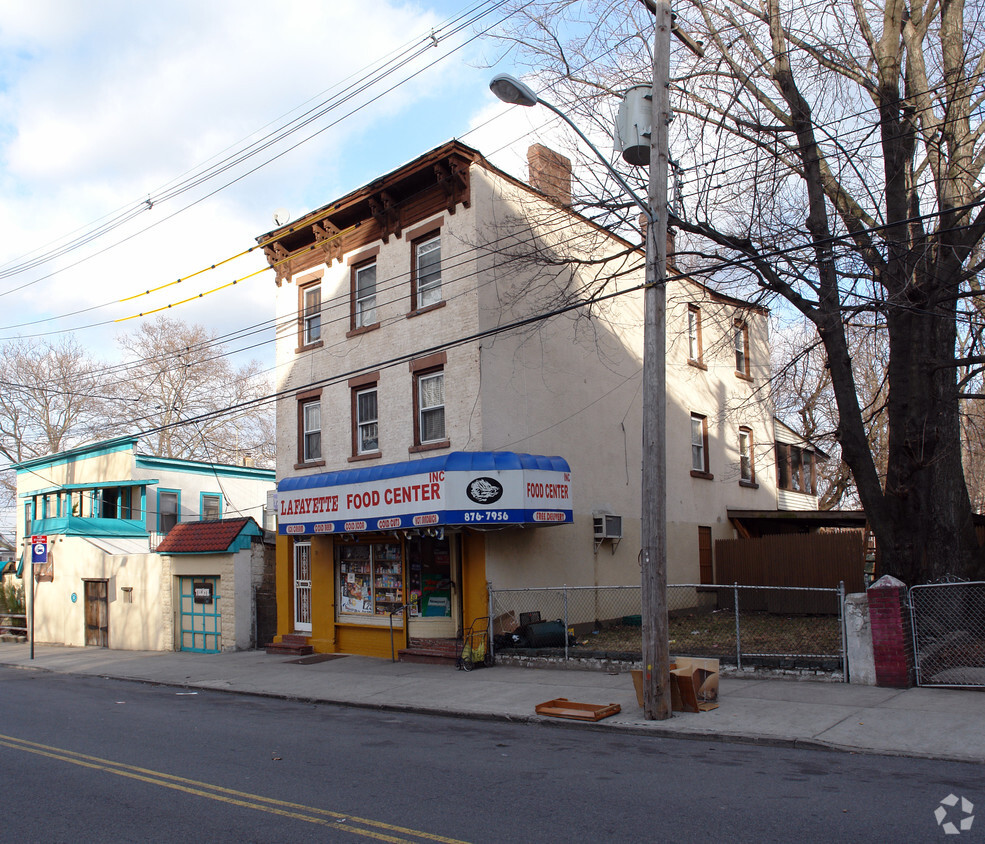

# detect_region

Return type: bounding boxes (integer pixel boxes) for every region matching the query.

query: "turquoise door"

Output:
[178,576,221,653]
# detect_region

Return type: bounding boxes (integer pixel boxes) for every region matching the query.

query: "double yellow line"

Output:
[0,733,468,843]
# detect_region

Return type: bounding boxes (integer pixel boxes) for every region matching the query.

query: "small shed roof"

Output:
[155,517,261,554]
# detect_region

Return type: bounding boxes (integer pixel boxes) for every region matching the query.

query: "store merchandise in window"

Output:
[337,543,403,616]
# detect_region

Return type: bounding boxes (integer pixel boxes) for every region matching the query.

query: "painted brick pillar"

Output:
[866,574,915,688]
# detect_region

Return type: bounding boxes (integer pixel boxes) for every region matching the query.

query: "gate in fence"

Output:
[488,582,846,675]
[910,580,985,688]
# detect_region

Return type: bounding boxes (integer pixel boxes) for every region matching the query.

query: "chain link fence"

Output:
[910,581,985,688]
[489,583,845,673]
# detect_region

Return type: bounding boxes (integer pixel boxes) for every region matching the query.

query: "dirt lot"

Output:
[575,610,843,657]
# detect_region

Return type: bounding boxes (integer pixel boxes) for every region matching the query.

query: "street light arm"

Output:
[532,97,656,225]
[489,73,654,224]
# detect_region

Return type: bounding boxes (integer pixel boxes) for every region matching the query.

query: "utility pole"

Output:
[640,0,673,720]
[492,0,681,719]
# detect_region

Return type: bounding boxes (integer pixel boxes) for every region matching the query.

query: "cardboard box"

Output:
[632,658,719,713]
[671,657,719,712]
[492,610,518,635]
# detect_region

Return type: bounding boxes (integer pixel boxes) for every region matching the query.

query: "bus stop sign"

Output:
[31,535,48,564]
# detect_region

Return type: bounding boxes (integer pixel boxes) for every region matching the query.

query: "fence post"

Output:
[734,583,742,671]
[563,584,569,662]
[838,580,847,682]
[488,581,495,664]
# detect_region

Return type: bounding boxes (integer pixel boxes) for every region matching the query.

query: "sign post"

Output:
[29,535,47,660]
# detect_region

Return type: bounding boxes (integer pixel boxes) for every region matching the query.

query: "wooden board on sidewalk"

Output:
[535,698,622,721]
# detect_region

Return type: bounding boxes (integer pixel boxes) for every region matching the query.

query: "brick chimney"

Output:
[527,144,572,206]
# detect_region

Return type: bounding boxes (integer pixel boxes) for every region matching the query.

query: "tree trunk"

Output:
[872,297,983,583]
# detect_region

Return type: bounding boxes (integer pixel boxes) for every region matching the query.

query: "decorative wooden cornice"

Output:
[367,190,402,243]
[262,243,292,287]
[434,159,470,215]
[255,141,483,279]
[312,220,344,266]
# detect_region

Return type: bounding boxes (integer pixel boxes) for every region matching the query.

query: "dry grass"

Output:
[576,611,843,657]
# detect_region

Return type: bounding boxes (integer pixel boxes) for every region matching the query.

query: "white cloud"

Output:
[0,0,501,364]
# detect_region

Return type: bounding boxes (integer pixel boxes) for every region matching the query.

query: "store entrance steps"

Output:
[265,634,314,656]
[398,637,460,666]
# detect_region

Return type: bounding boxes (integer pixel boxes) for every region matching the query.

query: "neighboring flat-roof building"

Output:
[14,436,275,651]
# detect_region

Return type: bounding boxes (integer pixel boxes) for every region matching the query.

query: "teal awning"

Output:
[29,516,148,539]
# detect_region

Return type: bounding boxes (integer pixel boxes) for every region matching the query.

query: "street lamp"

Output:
[490,58,672,721]
[488,75,654,226]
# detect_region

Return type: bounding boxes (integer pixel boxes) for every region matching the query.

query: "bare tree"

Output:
[0,336,112,544]
[114,317,275,467]
[772,318,890,510]
[493,0,985,582]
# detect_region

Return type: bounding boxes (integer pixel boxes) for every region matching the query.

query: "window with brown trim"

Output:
[734,319,751,378]
[411,229,442,312]
[296,389,324,466]
[687,304,704,367]
[410,352,449,452]
[348,248,380,334]
[738,426,757,486]
[690,413,712,479]
[350,374,380,458]
[775,442,817,494]
[298,276,323,349]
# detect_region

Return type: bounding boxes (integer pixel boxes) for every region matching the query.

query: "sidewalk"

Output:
[1,643,982,764]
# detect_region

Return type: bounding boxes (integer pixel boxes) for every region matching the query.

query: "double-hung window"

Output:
[414,235,442,309]
[354,261,377,329]
[301,399,321,462]
[355,387,379,454]
[418,373,445,443]
[738,427,755,485]
[202,493,222,521]
[734,319,750,377]
[159,490,179,534]
[687,305,703,364]
[410,352,448,452]
[301,283,321,346]
[690,413,711,478]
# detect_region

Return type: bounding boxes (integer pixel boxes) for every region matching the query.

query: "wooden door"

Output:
[698,526,713,585]
[84,580,108,647]
[178,576,221,653]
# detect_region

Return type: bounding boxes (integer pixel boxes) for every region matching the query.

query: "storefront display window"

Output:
[337,543,404,617]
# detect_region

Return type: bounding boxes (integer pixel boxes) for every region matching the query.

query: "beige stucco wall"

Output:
[274,208,483,476]
[469,167,776,588]
[17,449,135,498]
[273,155,779,592]
[31,537,165,650]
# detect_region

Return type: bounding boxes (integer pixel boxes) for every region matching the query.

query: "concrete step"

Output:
[398,637,461,666]
[265,634,314,656]
[398,648,459,666]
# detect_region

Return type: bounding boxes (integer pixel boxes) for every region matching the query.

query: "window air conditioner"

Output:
[593,513,622,554]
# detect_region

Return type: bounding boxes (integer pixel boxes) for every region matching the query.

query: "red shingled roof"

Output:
[155,517,255,554]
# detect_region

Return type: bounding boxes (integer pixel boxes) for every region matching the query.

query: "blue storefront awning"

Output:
[277,451,572,536]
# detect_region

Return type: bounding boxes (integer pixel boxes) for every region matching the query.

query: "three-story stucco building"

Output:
[261,139,783,659]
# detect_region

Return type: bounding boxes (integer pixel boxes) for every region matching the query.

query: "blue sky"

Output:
[0,0,555,367]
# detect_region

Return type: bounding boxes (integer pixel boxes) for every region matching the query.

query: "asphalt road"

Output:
[0,667,981,842]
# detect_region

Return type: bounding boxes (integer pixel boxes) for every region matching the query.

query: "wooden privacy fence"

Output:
[713,531,866,614]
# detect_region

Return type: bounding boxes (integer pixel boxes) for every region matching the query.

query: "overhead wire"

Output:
[0,0,509,290]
